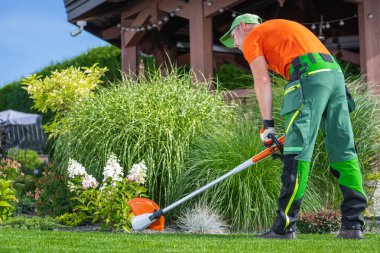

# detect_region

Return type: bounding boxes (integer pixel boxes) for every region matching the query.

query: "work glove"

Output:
[260,120,277,147]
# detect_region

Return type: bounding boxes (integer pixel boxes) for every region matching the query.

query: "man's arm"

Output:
[249,56,272,120]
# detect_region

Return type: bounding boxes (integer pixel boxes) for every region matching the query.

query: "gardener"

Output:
[220,14,367,239]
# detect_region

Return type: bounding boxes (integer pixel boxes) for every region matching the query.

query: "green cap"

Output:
[220,13,262,48]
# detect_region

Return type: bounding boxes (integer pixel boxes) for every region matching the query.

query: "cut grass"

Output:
[0,229,379,253]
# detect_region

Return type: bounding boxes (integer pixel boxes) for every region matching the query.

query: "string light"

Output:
[118,5,364,34]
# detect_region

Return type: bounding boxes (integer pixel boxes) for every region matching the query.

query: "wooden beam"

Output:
[101,25,120,40]
[224,89,254,106]
[277,0,286,7]
[158,0,190,19]
[358,3,366,72]
[203,0,244,18]
[121,0,153,19]
[177,53,190,66]
[189,0,213,83]
[359,0,380,93]
[214,53,250,72]
[120,11,137,78]
[123,8,151,47]
[343,0,363,4]
[331,50,360,65]
[121,45,137,78]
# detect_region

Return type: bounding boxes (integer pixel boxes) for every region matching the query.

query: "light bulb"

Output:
[325,22,330,29]
[311,24,316,30]
[339,20,344,26]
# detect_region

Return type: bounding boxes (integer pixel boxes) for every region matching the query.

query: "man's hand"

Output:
[260,120,277,147]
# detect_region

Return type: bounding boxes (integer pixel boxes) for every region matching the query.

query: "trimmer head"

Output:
[128,198,165,231]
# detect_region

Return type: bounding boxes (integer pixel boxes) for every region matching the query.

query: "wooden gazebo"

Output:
[64,0,380,93]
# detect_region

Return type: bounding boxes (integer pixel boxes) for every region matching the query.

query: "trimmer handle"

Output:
[268,133,283,156]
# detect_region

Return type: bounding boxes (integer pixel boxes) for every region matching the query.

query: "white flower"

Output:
[127,161,148,185]
[67,181,76,192]
[82,174,99,190]
[67,158,87,178]
[102,153,124,182]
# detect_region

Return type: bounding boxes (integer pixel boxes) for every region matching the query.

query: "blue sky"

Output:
[0,0,109,87]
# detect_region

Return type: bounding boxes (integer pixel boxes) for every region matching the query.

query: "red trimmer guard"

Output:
[128,197,165,231]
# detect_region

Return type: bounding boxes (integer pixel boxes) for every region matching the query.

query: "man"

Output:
[220,14,367,239]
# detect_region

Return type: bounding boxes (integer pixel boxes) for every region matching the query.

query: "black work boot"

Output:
[256,230,296,239]
[336,229,364,239]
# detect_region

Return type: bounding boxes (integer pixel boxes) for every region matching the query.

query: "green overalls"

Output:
[272,52,367,234]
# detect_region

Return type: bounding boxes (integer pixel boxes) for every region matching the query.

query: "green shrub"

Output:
[34,166,72,216]
[0,158,22,180]
[52,67,237,208]
[215,64,252,90]
[7,148,43,174]
[58,155,148,231]
[22,64,108,138]
[56,212,89,227]
[0,216,64,230]
[297,209,341,234]
[0,46,121,119]
[0,179,17,222]
[14,195,36,215]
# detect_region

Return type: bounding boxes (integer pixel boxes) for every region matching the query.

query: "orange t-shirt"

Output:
[242,19,330,80]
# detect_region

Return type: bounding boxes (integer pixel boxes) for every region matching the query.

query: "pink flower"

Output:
[127,174,136,181]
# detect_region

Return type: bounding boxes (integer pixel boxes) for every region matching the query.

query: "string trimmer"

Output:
[129,134,284,231]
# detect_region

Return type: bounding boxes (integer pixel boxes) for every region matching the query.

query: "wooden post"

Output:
[121,29,137,78]
[189,0,213,84]
[358,0,380,93]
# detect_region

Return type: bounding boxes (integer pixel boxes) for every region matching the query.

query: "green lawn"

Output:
[1,229,379,253]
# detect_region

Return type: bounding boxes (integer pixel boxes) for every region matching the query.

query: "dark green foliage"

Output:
[297,209,341,234]
[0,216,64,230]
[215,64,252,90]
[13,175,36,197]
[14,196,36,215]
[34,166,72,216]
[7,148,43,174]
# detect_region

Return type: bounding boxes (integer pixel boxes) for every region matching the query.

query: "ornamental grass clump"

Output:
[176,202,229,234]
[52,67,237,207]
